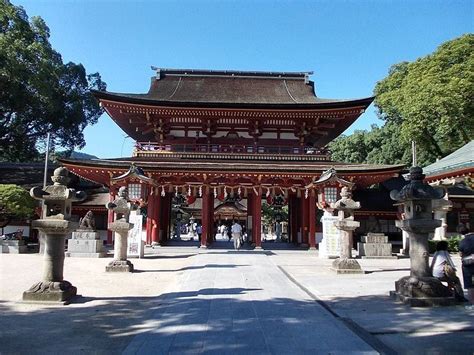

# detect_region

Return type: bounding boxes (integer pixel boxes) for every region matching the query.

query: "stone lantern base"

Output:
[106,259,134,272]
[22,280,77,304]
[331,257,364,274]
[390,276,457,307]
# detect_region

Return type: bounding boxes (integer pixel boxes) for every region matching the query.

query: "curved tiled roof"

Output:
[424,140,474,178]
[93,68,373,108]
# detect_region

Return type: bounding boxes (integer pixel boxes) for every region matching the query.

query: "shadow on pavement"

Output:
[1,288,372,354]
[321,294,474,355]
[133,264,250,273]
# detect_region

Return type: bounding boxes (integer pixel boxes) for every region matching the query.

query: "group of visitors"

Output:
[431,227,474,309]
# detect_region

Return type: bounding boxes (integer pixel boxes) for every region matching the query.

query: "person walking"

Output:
[459,231,474,309]
[231,220,243,250]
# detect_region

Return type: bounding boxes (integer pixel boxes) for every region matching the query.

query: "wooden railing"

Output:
[134,142,330,156]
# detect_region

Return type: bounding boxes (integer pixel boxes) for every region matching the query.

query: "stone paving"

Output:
[0,246,473,354]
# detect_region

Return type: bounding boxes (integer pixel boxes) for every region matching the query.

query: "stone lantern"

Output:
[23,167,86,304]
[330,187,363,274]
[105,186,136,272]
[390,166,455,306]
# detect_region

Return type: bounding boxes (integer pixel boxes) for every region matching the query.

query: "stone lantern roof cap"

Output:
[390,167,444,202]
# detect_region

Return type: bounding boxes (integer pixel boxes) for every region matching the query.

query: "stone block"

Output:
[361,234,388,243]
[0,240,28,254]
[71,231,100,240]
[330,257,364,274]
[106,260,134,272]
[357,242,392,257]
[67,239,104,253]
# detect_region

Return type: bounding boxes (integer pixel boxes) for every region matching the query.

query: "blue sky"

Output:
[14,0,473,158]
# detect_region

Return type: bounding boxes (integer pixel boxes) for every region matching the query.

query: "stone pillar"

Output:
[330,187,363,274]
[309,192,317,249]
[107,191,115,245]
[400,231,410,256]
[23,167,85,304]
[201,187,211,248]
[105,186,135,272]
[151,192,161,246]
[390,167,455,307]
[432,195,452,240]
[253,190,262,248]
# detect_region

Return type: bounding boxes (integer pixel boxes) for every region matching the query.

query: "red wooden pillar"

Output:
[253,189,262,248]
[152,189,161,245]
[208,192,214,245]
[309,191,317,249]
[161,193,171,242]
[107,189,115,245]
[247,193,254,243]
[146,188,155,245]
[201,187,211,247]
[301,194,309,245]
[289,194,298,244]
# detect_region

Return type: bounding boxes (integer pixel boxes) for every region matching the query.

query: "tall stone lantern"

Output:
[330,187,363,274]
[105,186,136,272]
[23,167,86,304]
[390,167,454,306]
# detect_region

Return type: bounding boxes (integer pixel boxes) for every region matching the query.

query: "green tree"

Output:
[374,34,474,161]
[0,184,36,227]
[0,1,106,162]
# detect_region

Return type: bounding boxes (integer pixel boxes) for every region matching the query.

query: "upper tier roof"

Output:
[93,68,373,108]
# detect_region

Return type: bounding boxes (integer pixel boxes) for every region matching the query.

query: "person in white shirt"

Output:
[431,241,465,301]
[231,221,243,250]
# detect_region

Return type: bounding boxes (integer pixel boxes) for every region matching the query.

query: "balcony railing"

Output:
[134,142,330,157]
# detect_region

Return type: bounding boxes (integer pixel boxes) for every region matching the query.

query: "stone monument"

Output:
[357,232,396,259]
[105,186,135,272]
[330,187,363,274]
[23,167,85,304]
[390,166,455,306]
[66,210,106,258]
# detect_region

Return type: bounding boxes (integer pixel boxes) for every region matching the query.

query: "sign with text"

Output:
[319,215,341,258]
[127,211,144,258]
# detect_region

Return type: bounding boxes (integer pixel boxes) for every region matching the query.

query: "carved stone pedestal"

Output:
[23,220,78,304]
[106,220,134,272]
[331,257,363,274]
[23,280,77,304]
[66,230,106,258]
[390,276,456,307]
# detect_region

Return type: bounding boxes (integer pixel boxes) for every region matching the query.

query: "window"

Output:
[128,183,142,200]
[324,187,338,203]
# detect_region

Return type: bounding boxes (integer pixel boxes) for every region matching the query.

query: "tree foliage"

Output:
[0,1,106,162]
[330,34,473,166]
[374,34,474,161]
[0,184,36,226]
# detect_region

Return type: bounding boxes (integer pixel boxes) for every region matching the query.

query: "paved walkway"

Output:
[123,251,374,354]
[1,247,473,354]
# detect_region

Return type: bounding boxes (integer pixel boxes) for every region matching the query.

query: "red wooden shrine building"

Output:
[60,69,405,248]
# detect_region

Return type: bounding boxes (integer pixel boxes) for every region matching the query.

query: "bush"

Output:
[429,235,463,254]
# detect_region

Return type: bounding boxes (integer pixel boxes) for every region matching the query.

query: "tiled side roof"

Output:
[424,140,474,177]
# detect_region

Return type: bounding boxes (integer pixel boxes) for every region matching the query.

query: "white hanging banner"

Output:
[127,210,144,258]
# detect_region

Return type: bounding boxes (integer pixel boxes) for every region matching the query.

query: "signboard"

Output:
[319,214,341,258]
[127,211,144,258]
